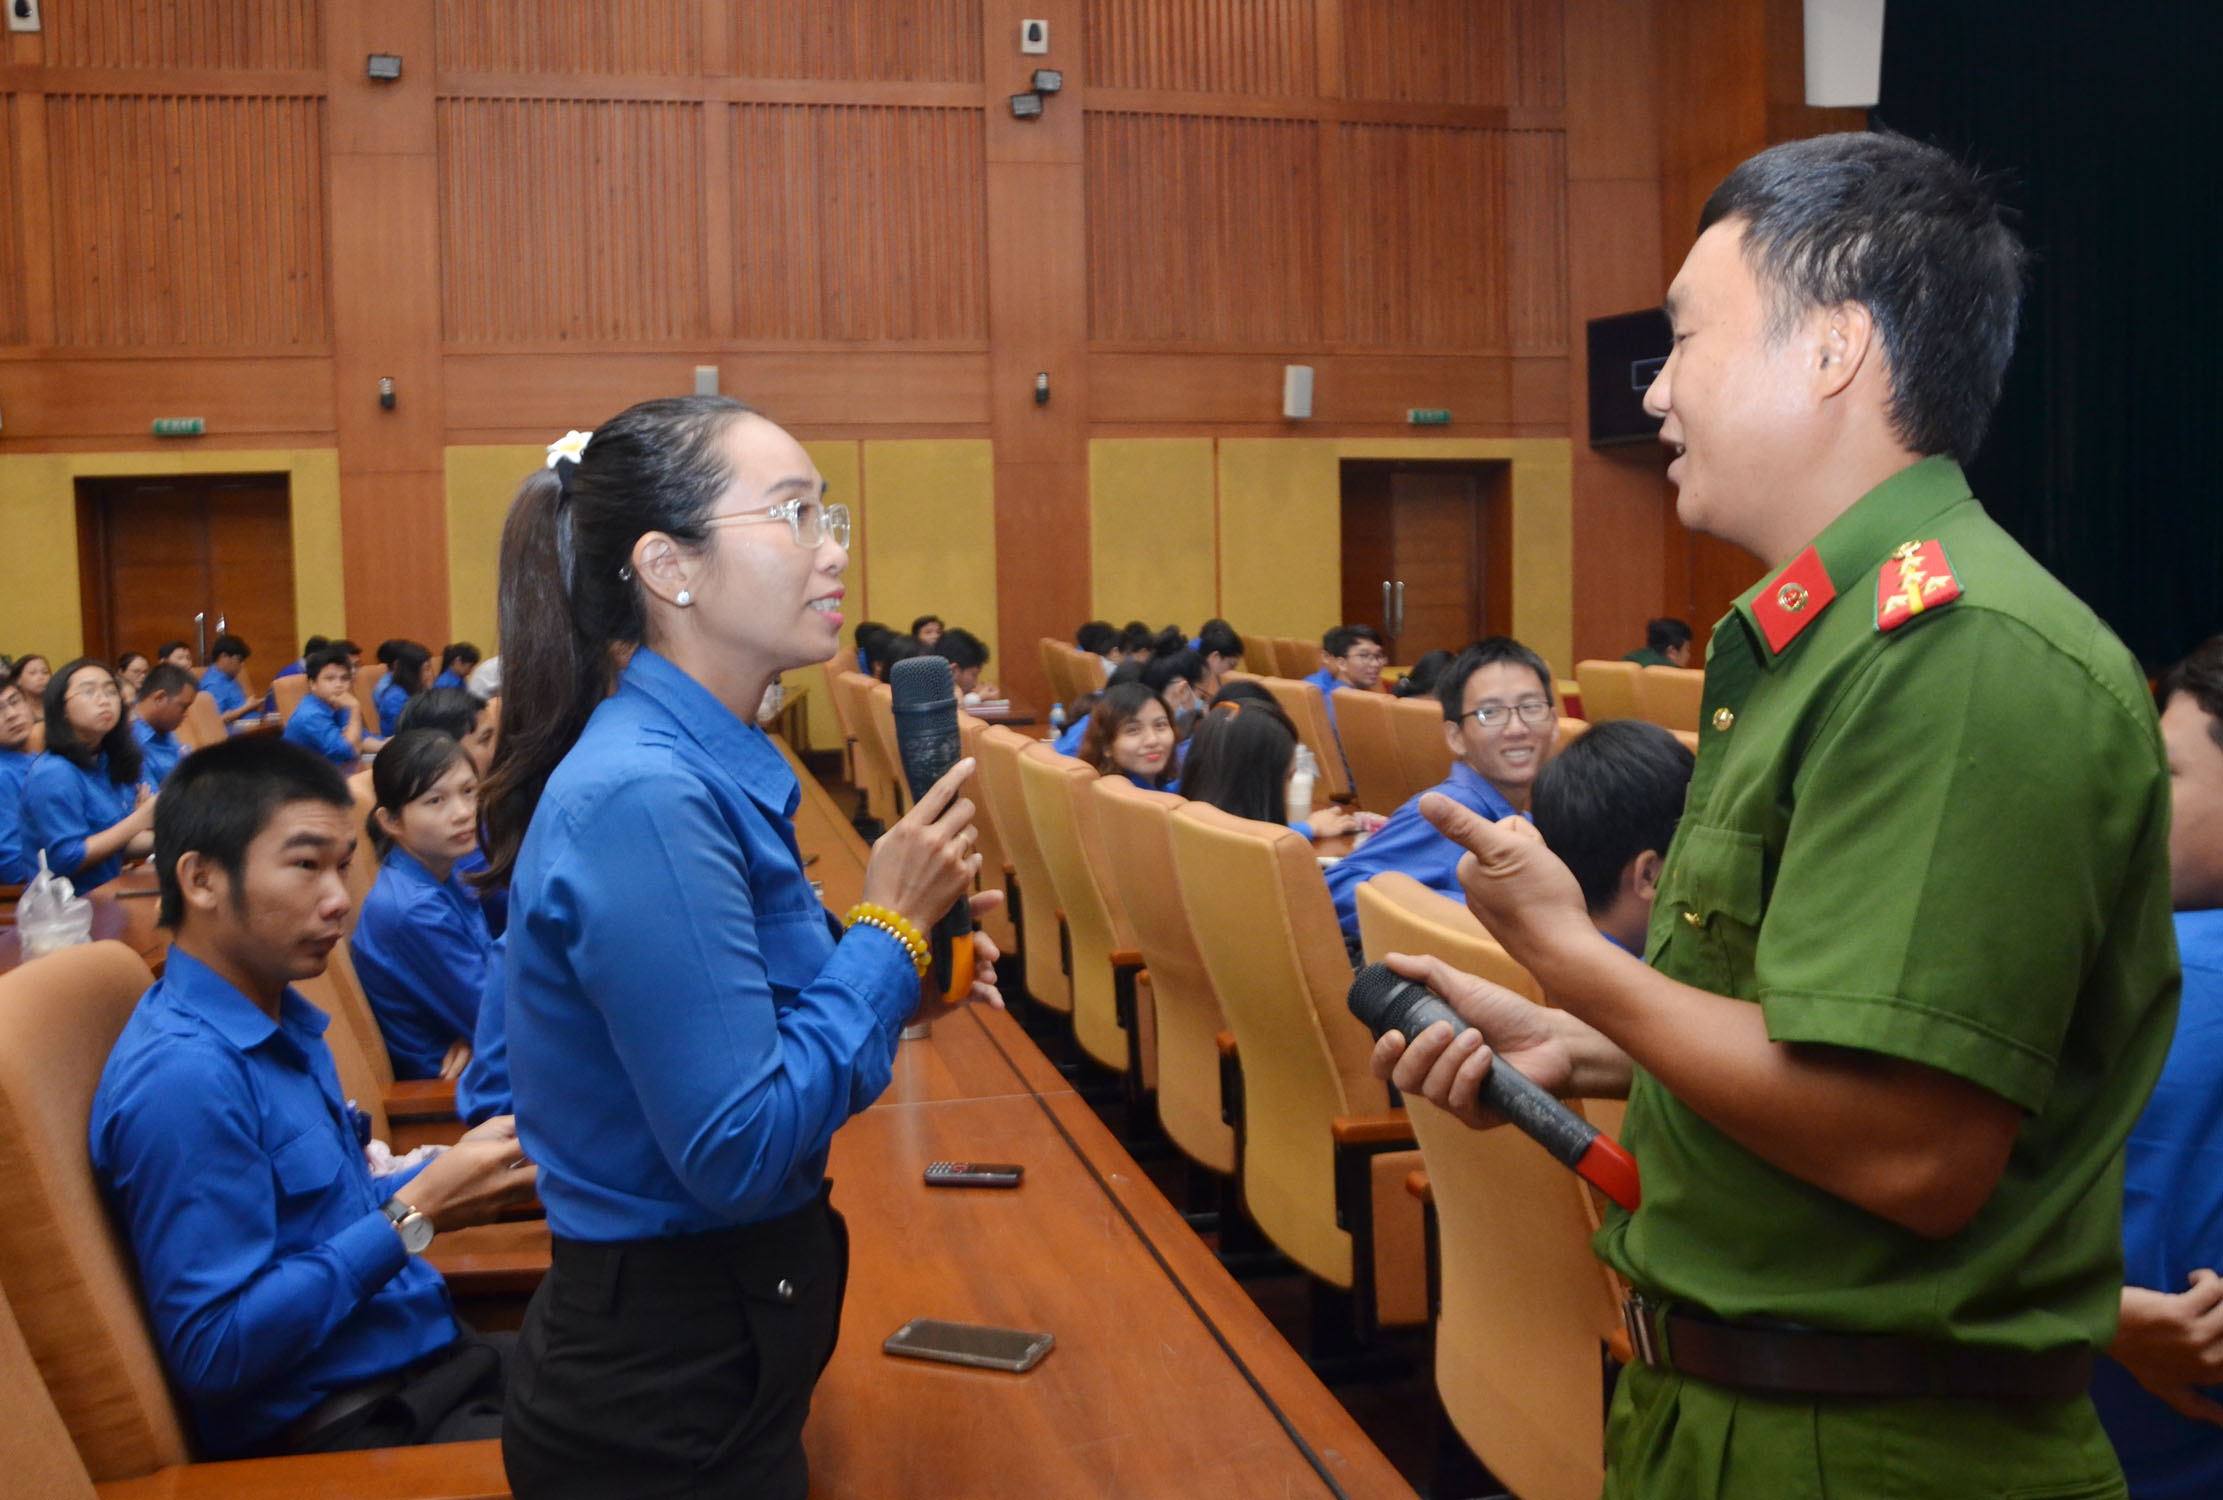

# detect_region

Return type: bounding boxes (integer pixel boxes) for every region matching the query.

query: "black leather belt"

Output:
[1621,1293,2094,1401]
[277,1370,407,1448]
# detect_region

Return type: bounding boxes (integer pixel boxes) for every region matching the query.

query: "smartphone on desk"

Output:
[923,1161,1023,1188]
[884,1318,1053,1374]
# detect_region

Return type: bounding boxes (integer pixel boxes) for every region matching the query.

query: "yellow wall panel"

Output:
[856,437,997,669]
[1088,438,1219,631]
[0,449,345,662]
[1215,439,1344,639]
[444,445,542,652]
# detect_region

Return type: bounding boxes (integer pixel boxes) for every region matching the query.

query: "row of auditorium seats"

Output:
[1573,658,1705,734]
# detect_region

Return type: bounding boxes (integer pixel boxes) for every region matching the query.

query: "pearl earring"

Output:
[676,589,692,607]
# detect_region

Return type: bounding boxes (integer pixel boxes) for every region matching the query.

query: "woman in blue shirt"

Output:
[1181,693,1359,842]
[351,730,491,1081]
[481,396,1001,1498]
[1075,680,1180,790]
[433,641,480,692]
[375,641,430,731]
[0,681,38,881]
[23,658,156,888]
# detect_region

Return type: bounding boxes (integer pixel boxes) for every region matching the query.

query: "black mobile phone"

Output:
[883,1318,1054,1373]
[922,1161,1024,1188]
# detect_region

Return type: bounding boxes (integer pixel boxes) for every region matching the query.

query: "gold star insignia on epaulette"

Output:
[1876,540,1963,632]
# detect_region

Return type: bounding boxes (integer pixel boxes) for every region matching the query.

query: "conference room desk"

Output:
[0,865,167,979]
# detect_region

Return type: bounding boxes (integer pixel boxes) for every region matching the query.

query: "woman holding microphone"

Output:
[480,398,1000,1498]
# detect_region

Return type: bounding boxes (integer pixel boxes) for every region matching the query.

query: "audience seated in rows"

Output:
[911,614,944,648]
[1530,719,1695,955]
[157,640,196,675]
[0,681,35,881]
[350,730,494,1082]
[198,634,257,728]
[392,685,506,937]
[1623,616,1694,669]
[115,651,149,709]
[131,662,197,787]
[283,644,373,768]
[1182,689,1357,842]
[25,657,153,888]
[1075,620,1118,672]
[1143,648,1207,736]
[1392,648,1455,700]
[88,736,535,1458]
[928,626,992,700]
[1195,618,1245,697]
[375,641,432,731]
[1324,638,1556,944]
[1077,680,1178,790]
[434,642,481,692]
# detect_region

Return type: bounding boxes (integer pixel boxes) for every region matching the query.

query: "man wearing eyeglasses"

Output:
[1323,637,1555,948]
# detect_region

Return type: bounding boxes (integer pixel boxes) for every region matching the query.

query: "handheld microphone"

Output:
[1347,962,1641,1211]
[888,655,976,1003]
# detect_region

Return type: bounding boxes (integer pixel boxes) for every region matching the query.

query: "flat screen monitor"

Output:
[1586,309,1671,448]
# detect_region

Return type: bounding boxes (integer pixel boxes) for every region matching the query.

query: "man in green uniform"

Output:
[1622,617,1693,668]
[1371,131,2178,1498]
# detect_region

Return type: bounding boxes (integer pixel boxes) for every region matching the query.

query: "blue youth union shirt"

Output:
[456,933,511,1126]
[505,647,922,1241]
[88,948,455,1456]
[350,846,494,1080]
[0,747,35,881]
[374,677,410,734]
[1323,760,1524,943]
[2090,907,2223,1499]
[131,717,186,788]
[22,751,137,887]
[199,666,247,717]
[282,693,356,767]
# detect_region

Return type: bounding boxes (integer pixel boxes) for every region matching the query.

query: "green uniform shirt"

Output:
[1600,456,2179,1356]
[1623,646,1674,667]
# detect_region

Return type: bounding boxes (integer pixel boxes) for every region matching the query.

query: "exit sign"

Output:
[1406,408,1451,426]
[151,417,205,437]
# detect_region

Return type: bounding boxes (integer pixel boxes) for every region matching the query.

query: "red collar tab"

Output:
[1875,540,1962,633]
[1751,546,1837,655]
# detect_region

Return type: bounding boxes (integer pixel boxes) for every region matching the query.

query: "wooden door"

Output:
[76,475,297,666]
[1339,462,1512,662]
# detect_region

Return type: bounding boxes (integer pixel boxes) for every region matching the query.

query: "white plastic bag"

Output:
[15,851,94,960]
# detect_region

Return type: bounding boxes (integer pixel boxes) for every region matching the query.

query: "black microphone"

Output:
[888,655,976,1002]
[1347,962,1641,1211]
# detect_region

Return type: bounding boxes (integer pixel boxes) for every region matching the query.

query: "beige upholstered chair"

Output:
[956,713,1018,954]
[1634,665,1705,733]
[1333,688,1413,812]
[1258,676,1354,804]
[271,672,311,725]
[1017,744,1139,1076]
[1387,696,1457,799]
[1572,659,1641,723]
[975,725,1071,1017]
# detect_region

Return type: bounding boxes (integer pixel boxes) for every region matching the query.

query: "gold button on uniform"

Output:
[1713,706,1736,732]
[1682,910,1707,931]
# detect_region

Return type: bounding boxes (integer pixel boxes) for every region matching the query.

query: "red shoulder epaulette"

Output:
[1875,540,1962,633]
[1750,546,1836,654]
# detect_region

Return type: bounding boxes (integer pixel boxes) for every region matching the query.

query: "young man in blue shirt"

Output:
[282,645,369,767]
[2091,638,2223,1497]
[197,632,258,728]
[89,737,538,1457]
[0,680,36,881]
[1324,637,1554,944]
[130,662,196,788]
[1529,719,1694,955]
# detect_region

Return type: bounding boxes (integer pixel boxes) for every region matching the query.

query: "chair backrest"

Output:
[1238,631,1276,676]
[299,967,392,1143]
[1634,665,1704,734]
[1093,779,1233,1176]
[1330,688,1405,813]
[1259,677,1353,804]
[1572,659,1640,723]
[1038,639,1074,711]
[1555,715,1590,753]
[975,725,1070,1014]
[344,768,379,940]
[822,656,865,780]
[177,689,225,750]
[1672,728,1698,754]
[1278,637,1318,679]
[27,719,46,754]
[1168,802,1388,1288]
[272,673,311,725]
[834,672,899,825]
[1068,643,1106,697]
[1387,696,1456,803]
[955,714,1017,955]
[0,941,192,1479]
[1017,744,1133,1072]
[353,668,385,736]
[865,681,910,820]
[0,1277,100,1499]
[1353,872,1619,1500]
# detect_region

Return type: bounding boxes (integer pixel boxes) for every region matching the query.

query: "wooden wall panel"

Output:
[0,97,22,346]
[435,0,703,76]
[1340,123,1566,351]
[42,0,322,71]
[45,94,329,348]
[1085,112,1322,344]
[438,98,706,343]
[1341,0,1564,109]
[1085,0,1317,96]
[733,0,985,84]
[733,104,987,342]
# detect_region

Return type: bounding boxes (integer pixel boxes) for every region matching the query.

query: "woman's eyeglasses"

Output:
[704,494,851,550]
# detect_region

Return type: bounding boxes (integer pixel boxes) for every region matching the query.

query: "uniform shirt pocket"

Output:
[1651,821,1768,996]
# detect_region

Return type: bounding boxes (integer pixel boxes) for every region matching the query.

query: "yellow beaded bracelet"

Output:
[843,902,931,975]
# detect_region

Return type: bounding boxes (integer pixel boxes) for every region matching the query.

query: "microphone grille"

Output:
[1345,962,1403,1031]
[889,653,955,711]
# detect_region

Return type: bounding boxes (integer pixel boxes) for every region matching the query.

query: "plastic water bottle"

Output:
[1289,744,1317,821]
[1048,701,1066,734]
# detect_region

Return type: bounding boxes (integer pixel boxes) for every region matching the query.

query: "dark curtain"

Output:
[1875,1,2223,668]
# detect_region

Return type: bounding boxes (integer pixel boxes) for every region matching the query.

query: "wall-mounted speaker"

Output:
[1805,0,1885,108]
[1282,364,1314,421]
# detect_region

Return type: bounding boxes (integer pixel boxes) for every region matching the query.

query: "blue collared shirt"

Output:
[22,751,138,887]
[1054,717,1088,756]
[199,666,246,717]
[1302,668,1345,722]
[453,845,507,937]
[506,647,921,1241]
[2091,907,2223,1498]
[282,693,356,768]
[131,717,186,787]
[432,670,467,692]
[1323,761,1525,942]
[0,747,34,881]
[350,847,493,1080]
[88,948,455,1457]
[374,677,410,733]
[456,934,511,1126]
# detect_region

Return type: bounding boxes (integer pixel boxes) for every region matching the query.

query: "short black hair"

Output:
[868,632,923,675]
[1152,626,1188,659]
[910,615,943,636]
[304,644,355,680]
[368,729,471,858]
[394,685,484,742]
[328,638,361,658]
[2159,637,2223,753]
[929,627,989,672]
[1209,679,1284,712]
[155,641,190,662]
[1698,130,2026,463]
[1323,624,1384,658]
[43,659,143,784]
[385,640,432,695]
[1197,619,1242,661]
[1076,621,1117,655]
[1117,621,1156,656]
[154,737,352,928]
[1532,721,1695,913]
[1143,648,1205,696]
[301,635,330,657]
[441,641,482,673]
[140,662,195,700]
[1437,638,1554,723]
[210,633,249,661]
[115,651,148,675]
[1645,618,1694,653]
[1392,648,1456,699]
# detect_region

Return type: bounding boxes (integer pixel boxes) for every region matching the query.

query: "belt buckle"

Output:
[1622,1292,1665,1368]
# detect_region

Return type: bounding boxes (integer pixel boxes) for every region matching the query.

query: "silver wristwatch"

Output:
[380,1196,435,1255]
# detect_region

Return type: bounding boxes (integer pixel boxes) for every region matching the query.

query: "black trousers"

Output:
[271,1327,514,1454]
[502,1184,850,1500]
